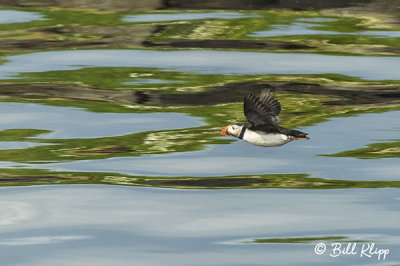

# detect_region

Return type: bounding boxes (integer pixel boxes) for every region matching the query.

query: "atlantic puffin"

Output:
[220,89,309,147]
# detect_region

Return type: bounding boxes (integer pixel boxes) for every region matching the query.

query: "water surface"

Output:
[123,11,254,23]
[0,5,399,266]
[0,102,201,139]
[38,110,400,181]
[0,10,46,24]
[1,49,399,80]
[250,17,400,38]
[0,185,398,266]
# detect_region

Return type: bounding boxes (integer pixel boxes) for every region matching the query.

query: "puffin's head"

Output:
[220,124,243,137]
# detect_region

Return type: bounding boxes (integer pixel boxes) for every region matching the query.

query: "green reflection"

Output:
[0,127,228,163]
[3,67,399,94]
[249,236,368,244]
[7,66,246,93]
[0,8,127,31]
[0,128,51,141]
[0,8,398,55]
[0,169,400,189]
[148,10,400,55]
[102,174,400,189]
[323,140,400,159]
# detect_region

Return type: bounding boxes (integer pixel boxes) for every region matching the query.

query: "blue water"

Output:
[2,49,400,80]
[0,10,46,24]
[123,11,255,23]
[0,102,202,139]
[0,185,398,266]
[250,17,400,38]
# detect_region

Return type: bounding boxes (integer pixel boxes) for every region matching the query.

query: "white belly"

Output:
[242,130,291,147]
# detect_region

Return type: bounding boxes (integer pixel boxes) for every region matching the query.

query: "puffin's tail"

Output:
[288,129,309,140]
[278,127,309,140]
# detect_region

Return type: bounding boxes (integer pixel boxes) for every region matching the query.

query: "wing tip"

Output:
[260,88,275,99]
[261,88,272,94]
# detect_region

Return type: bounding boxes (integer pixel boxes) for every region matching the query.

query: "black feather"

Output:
[244,89,280,127]
[278,127,308,138]
[259,89,281,115]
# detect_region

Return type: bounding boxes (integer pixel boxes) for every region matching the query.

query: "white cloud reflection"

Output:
[0,235,91,246]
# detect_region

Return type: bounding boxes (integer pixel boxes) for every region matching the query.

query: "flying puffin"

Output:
[220,89,309,147]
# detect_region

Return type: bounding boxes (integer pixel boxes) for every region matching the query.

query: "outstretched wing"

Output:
[244,89,281,127]
[259,89,281,116]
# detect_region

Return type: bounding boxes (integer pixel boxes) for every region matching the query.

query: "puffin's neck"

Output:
[238,126,247,139]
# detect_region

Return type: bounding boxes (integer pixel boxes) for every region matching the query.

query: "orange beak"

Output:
[220,125,231,136]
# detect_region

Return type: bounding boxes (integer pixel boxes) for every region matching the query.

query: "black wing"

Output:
[259,89,281,115]
[244,89,281,127]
